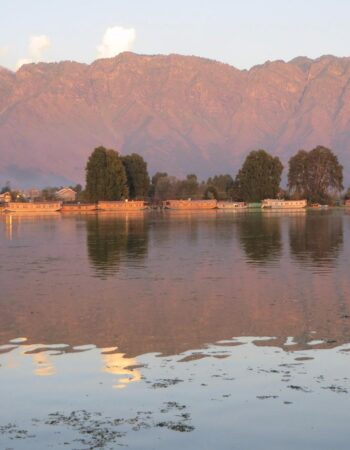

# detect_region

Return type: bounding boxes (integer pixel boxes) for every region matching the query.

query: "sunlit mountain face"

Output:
[1,53,350,187]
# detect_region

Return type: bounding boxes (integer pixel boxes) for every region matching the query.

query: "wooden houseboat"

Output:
[262,199,307,209]
[61,203,97,212]
[98,200,146,211]
[217,201,247,210]
[5,201,62,212]
[163,199,217,210]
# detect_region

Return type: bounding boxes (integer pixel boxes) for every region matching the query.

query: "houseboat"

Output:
[163,199,217,210]
[98,200,146,211]
[61,203,97,212]
[5,201,62,212]
[345,200,350,207]
[217,201,247,210]
[261,199,307,209]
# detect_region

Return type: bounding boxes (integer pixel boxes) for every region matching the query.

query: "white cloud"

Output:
[16,58,32,70]
[28,35,51,60]
[0,46,8,58]
[97,26,136,58]
[16,34,51,69]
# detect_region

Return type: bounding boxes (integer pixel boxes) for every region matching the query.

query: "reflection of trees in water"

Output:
[87,214,148,277]
[237,213,282,265]
[289,212,343,267]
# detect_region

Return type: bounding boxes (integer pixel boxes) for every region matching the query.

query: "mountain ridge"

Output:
[1,52,350,187]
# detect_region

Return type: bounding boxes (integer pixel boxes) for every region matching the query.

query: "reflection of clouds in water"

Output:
[3,355,20,369]
[32,352,56,377]
[101,348,141,389]
[2,344,56,376]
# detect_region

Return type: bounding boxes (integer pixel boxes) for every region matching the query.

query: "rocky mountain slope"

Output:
[0,52,350,187]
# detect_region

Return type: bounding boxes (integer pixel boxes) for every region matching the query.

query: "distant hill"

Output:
[0,52,350,187]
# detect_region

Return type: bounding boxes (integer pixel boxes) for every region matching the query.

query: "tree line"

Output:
[84,145,346,204]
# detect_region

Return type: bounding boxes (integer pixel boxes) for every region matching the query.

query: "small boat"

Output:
[310,203,329,209]
[217,201,247,210]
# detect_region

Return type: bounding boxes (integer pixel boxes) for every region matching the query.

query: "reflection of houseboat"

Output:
[5,202,62,212]
[217,201,247,210]
[163,199,217,210]
[262,199,307,209]
[61,204,97,212]
[98,200,146,211]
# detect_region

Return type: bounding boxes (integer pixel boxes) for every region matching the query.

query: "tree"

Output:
[154,175,178,200]
[288,146,343,203]
[203,185,219,200]
[1,182,11,194]
[206,174,233,200]
[85,146,128,202]
[149,172,168,198]
[41,187,58,200]
[176,174,199,199]
[234,150,283,202]
[122,153,150,199]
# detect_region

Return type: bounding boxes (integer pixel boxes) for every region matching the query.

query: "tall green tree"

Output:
[149,172,168,198]
[234,150,283,202]
[154,175,178,200]
[176,174,199,199]
[288,146,343,203]
[206,174,234,200]
[122,153,150,199]
[85,146,128,201]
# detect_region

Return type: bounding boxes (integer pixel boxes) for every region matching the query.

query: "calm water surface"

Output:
[0,210,350,449]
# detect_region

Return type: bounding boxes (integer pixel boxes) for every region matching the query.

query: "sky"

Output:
[1,0,350,71]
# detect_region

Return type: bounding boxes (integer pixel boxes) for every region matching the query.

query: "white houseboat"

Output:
[261,199,307,209]
[217,201,247,210]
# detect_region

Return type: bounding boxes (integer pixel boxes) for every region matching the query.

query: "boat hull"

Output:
[61,204,97,212]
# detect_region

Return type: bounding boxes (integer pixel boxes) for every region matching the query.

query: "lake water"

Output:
[1,210,350,449]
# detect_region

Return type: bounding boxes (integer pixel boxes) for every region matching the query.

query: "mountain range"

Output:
[0,52,350,187]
